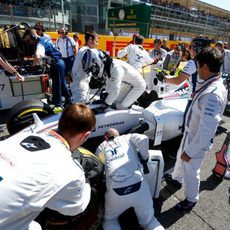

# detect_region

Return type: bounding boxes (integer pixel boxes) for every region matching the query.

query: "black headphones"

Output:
[23,28,37,41]
[58,27,68,35]
[34,22,45,32]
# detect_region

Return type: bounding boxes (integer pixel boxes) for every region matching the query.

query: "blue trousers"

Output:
[50,59,71,106]
[62,56,75,77]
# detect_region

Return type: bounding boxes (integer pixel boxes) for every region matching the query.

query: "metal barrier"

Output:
[0,4,66,31]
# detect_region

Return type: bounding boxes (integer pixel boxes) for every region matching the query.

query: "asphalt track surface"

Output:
[0,109,229,230]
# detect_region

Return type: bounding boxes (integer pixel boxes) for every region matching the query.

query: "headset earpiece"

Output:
[58,27,68,35]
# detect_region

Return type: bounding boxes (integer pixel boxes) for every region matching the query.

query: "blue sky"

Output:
[199,0,230,12]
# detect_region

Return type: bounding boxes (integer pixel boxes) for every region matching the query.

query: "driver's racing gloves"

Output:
[95,102,110,113]
[100,102,110,110]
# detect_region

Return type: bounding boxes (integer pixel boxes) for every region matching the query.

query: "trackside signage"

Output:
[108,3,151,37]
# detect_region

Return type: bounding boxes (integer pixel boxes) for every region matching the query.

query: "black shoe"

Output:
[175,199,196,212]
[164,173,182,189]
[63,100,72,108]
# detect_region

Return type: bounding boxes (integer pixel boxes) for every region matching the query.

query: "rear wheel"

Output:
[6,99,53,135]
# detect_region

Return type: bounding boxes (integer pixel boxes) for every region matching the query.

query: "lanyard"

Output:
[222,52,225,72]
[192,74,221,99]
[186,74,220,127]
[47,130,70,150]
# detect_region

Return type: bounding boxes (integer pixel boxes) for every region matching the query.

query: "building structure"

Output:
[0,0,229,41]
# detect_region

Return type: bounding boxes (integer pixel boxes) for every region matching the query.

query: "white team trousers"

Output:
[172,133,206,202]
[103,170,164,230]
[114,79,146,110]
[71,76,90,103]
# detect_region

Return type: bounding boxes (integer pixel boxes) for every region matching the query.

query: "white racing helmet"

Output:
[82,48,105,80]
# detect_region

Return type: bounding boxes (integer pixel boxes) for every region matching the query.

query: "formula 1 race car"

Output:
[6,79,189,150]
[3,68,186,229]
[145,67,183,97]
[0,60,51,110]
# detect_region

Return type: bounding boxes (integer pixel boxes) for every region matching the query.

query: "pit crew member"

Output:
[163,45,182,74]
[34,21,51,39]
[215,41,230,73]
[0,104,96,230]
[95,128,165,230]
[164,37,212,131]
[23,28,72,111]
[148,39,167,90]
[81,48,146,110]
[56,27,77,78]
[117,34,154,73]
[166,47,227,212]
[70,31,99,103]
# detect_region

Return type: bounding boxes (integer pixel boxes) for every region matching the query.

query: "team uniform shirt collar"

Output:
[193,74,221,97]
[47,130,70,151]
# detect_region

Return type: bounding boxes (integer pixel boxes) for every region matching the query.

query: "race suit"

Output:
[70,46,91,103]
[117,44,153,73]
[105,59,146,109]
[0,130,90,230]
[148,48,167,90]
[172,75,227,202]
[95,133,164,230]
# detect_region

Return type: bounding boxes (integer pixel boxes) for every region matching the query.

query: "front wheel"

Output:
[6,99,54,135]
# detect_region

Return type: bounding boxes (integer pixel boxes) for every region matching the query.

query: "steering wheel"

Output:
[154,68,169,82]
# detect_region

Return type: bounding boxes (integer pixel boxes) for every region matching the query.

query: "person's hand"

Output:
[153,58,159,64]
[95,102,110,113]
[15,72,24,81]
[156,71,165,82]
[181,151,191,162]
[170,70,175,75]
[140,157,149,174]
[100,102,109,110]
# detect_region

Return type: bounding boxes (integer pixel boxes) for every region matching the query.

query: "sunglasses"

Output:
[59,32,65,34]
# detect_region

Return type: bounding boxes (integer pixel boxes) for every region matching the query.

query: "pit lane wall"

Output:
[47,32,188,58]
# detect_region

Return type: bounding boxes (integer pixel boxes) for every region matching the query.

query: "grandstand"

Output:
[0,0,70,31]
[148,0,230,40]
[149,2,230,40]
[106,0,230,40]
[0,0,229,41]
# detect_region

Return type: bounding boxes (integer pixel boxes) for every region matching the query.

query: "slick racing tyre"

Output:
[6,99,54,135]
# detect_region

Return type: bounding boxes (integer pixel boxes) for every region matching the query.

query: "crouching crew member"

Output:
[0,104,96,229]
[79,48,146,110]
[95,128,165,230]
